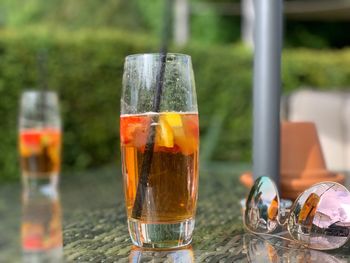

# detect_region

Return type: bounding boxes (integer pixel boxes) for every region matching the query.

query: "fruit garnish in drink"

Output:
[120,112,199,155]
[120,116,151,148]
[120,112,199,222]
[155,115,174,148]
[19,128,61,176]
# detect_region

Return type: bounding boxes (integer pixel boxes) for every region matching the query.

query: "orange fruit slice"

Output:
[156,115,174,148]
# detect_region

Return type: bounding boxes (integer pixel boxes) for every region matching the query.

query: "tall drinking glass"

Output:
[19,91,61,188]
[120,53,199,248]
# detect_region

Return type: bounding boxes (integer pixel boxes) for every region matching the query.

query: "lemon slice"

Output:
[164,112,182,127]
[156,117,174,147]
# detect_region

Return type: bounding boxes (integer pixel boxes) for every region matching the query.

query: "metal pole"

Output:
[253,0,283,186]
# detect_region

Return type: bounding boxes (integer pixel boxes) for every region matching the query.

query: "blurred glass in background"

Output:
[19,91,61,188]
[19,90,63,262]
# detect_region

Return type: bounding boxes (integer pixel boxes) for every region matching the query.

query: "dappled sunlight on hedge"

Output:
[0,28,349,181]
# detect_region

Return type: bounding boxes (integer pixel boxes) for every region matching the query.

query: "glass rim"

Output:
[21,89,58,96]
[125,53,191,61]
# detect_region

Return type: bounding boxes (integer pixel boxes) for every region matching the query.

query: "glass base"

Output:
[22,173,59,190]
[22,247,63,263]
[128,218,195,249]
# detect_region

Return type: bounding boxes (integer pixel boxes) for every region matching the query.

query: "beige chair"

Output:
[282,89,350,173]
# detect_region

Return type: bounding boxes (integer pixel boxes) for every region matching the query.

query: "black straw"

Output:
[131,0,173,219]
[37,50,48,123]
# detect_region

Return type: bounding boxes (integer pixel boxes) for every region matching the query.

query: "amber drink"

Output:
[121,54,199,248]
[121,112,199,219]
[20,128,61,177]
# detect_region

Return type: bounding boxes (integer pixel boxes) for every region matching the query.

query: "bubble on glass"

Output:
[288,182,350,250]
[245,176,280,233]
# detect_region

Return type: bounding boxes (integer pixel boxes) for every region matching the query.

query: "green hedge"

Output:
[0,28,350,181]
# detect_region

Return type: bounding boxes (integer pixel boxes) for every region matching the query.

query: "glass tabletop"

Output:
[1,166,350,262]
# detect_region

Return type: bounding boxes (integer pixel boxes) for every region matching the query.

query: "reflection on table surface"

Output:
[3,168,350,262]
[124,234,350,263]
[242,233,350,263]
[129,245,194,263]
[22,186,63,263]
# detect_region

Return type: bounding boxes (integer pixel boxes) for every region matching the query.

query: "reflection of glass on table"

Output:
[129,245,194,263]
[21,188,63,263]
[243,233,348,263]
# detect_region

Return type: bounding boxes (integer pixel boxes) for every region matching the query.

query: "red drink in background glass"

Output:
[19,128,61,177]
